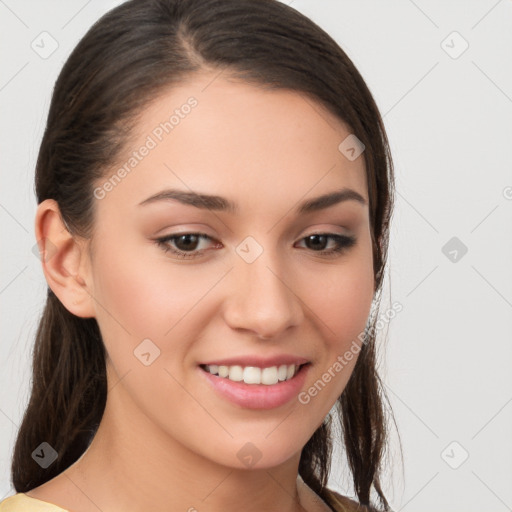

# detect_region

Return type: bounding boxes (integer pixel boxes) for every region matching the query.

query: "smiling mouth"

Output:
[199,363,309,385]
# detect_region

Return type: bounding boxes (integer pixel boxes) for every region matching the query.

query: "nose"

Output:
[222,250,303,340]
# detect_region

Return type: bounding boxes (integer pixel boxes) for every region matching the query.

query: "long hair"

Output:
[11,1,397,510]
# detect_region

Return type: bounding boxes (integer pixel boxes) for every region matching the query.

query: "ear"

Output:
[34,199,96,318]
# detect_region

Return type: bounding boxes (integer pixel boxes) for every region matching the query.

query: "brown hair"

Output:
[12,1,397,510]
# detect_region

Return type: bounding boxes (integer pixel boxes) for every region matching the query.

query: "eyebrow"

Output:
[138,187,367,214]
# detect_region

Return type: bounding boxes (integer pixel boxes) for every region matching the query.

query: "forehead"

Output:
[95,72,368,217]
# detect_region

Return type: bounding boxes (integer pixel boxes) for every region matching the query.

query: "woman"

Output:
[1,0,397,510]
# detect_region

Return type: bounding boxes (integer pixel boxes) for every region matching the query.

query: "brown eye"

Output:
[155,232,356,261]
[155,233,216,259]
[297,233,356,256]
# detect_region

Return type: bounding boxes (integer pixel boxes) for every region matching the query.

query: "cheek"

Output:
[295,261,373,424]
[89,240,225,365]
[334,267,374,341]
[307,251,374,348]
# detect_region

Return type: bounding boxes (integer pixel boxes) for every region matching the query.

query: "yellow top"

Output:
[0,493,69,512]
[0,487,358,512]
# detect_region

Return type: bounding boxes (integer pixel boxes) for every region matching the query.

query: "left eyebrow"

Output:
[137,187,367,214]
[296,188,367,214]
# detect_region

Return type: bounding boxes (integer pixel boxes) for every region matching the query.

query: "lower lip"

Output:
[199,364,310,410]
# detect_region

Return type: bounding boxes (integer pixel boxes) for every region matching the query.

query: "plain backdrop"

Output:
[1,1,511,511]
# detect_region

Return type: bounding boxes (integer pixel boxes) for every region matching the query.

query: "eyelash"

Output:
[154,232,356,260]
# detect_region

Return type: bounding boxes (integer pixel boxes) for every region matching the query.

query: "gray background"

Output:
[1,1,511,510]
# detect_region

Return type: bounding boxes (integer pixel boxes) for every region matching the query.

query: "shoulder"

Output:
[297,474,369,512]
[323,488,373,512]
[0,493,70,512]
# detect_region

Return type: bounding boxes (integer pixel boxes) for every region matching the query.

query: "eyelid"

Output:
[154,226,351,245]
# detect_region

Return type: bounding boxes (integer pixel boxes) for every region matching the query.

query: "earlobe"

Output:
[34,199,96,318]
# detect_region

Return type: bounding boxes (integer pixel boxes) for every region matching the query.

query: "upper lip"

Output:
[199,355,310,368]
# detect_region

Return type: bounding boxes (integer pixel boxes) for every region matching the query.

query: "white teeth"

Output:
[203,363,303,385]
[261,366,279,385]
[228,365,243,382]
[243,366,261,384]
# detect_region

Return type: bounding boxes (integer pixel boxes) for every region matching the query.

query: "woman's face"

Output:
[81,72,374,469]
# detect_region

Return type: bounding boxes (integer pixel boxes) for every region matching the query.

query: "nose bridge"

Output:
[224,240,303,338]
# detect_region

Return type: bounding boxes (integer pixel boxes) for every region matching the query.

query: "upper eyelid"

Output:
[158,230,350,241]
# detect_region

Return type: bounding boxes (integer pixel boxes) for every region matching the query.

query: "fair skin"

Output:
[29,71,374,512]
